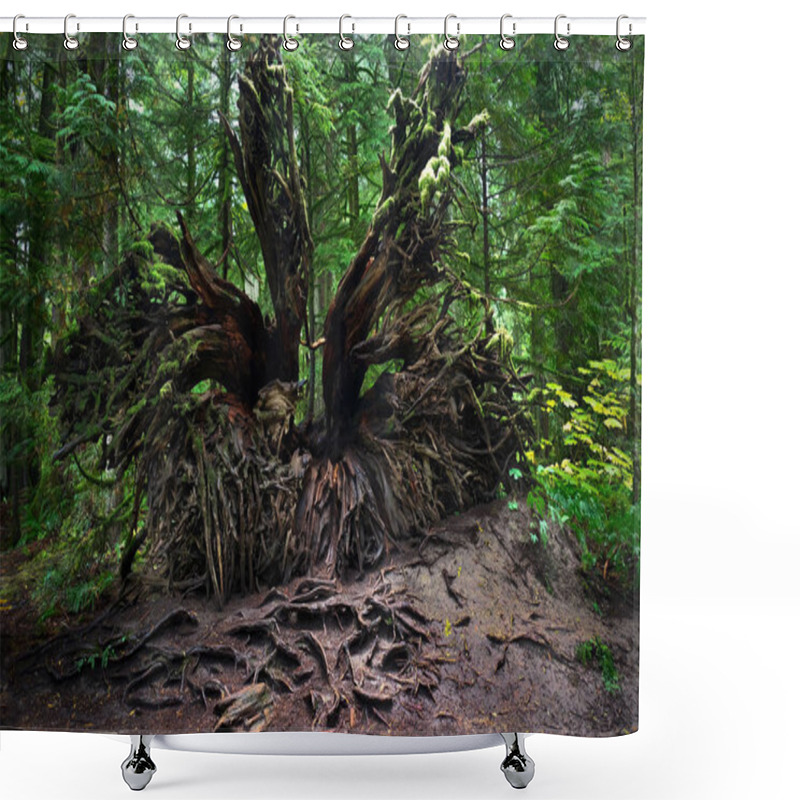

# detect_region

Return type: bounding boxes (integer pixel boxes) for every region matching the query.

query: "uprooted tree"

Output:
[51,38,533,606]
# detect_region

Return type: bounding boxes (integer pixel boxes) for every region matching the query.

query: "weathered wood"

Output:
[223,37,312,384]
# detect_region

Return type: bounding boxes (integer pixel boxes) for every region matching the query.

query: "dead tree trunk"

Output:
[321,51,481,451]
[224,39,312,384]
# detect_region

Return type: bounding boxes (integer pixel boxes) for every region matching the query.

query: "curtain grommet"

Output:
[339,14,354,50]
[63,13,79,51]
[394,15,410,50]
[227,15,242,52]
[283,15,299,51]
[176,14,191,51]
[443,13,460,51]
[499,14,516,50]
[554,14,570,51]
[122,15,138,51]
[616,15,632,51]
[12,14,29,51]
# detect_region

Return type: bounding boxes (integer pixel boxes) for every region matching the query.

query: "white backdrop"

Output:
[2,1,799,798]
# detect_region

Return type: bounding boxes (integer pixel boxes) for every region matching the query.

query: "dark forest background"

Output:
[0,34,642,621]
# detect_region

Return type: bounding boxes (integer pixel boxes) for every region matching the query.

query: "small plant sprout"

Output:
[507,467,523,510]
[576,637,620,693]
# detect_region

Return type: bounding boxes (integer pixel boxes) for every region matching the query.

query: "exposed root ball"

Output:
[50,40,533,604]
[144,389,304,606]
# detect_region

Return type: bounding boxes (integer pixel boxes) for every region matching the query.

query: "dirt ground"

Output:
[0,500,638,737]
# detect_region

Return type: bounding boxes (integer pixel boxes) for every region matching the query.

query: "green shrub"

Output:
[576,637,620,693]
[518,357,640,586]
[1,374,141,622]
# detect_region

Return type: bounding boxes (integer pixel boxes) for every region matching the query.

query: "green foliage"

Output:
[506,467,522,510]
[27,476,137,623]
[0,376,69,544]
[576,637,620,694]
[75,636,126,673]
[33,484,132,621]
[0,376,138,621]
[521,357,640,583]
[56,72,119,146]
[541,473,640,579]
[360,359,404,398]
[526,487,563,547]
[37,559,117,623]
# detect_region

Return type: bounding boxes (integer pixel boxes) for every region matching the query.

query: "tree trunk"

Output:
[186,57,197,227]
[300,116,317,421]
[219,45,233,281]
[224,39,312,384]
[344,58,360,243]
[628,50,642,504]
[480,126,495,334]
[321,51,478,449]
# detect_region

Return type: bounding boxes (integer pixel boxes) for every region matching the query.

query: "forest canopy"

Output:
[0,33,643,616]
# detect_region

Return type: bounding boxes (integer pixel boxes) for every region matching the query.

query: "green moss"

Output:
[373,196,396,228]
[437,122,452,158]
[129,239,155,259]
[486,327,514,363]
[128,395,150,416]
[467,109,490,132]
[386,87,403,114]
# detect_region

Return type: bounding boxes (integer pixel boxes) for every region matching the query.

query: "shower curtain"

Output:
[0,29,643,738]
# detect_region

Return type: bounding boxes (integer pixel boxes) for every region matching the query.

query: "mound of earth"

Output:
[0,500,638,737]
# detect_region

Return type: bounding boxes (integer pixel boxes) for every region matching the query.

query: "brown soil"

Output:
[0,501,638,737]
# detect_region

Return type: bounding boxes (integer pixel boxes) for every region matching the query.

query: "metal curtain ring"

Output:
[12,14,28,51]
[227,15,242,51]
[339,15,354,50]
[283,15,299,51]
[554,14,570,51]
[616,15,632,51]
[122,15,138,51]
[394,14,410,50]
[499,14,515,50]
[64,13,79,51]
[176,14,191,50]
[444,14,459,51]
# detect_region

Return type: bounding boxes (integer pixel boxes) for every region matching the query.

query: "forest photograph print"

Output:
[0,32,643,737]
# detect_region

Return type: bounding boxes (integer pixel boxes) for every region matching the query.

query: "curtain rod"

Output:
[0,16,646,37]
